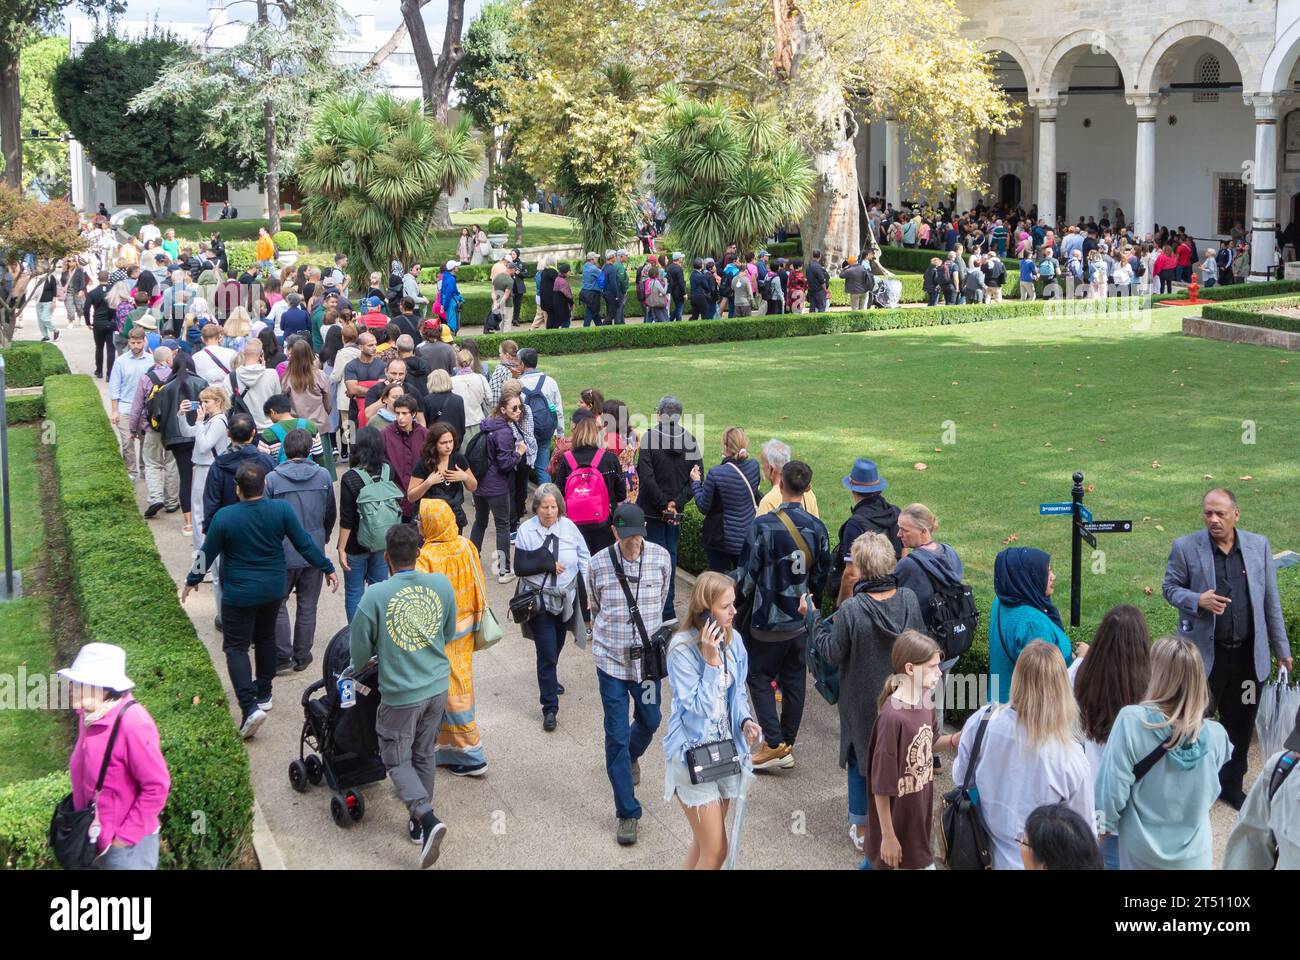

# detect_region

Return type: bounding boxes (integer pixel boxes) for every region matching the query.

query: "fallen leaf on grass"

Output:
[1044,441,1053,447]
[1143,587,1153,596]
[1067,447,1074,452]
[1018,480,1027,486]
[1203,474,1213,480]
[914,462,928,471]
[780,415,789,420]
[1155,524,1165,532]
[1151,460,1161,469]
[1239,475,1254,481]
[1001,534,1019,544]
[1085,483,1096,493]
[192,695,202,706]
[933,448,942,453]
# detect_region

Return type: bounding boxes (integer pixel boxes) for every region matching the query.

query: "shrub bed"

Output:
[225,240,257,277]
[1163,279,1300,303]
[1201,297,1300,334]
[0,375,254,869]
[475,298,1054,356]
[1,341,70,389]
[5,393,43,424]
[272,230,298,252]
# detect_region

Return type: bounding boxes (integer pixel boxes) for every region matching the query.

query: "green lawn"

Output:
[0,427,70,786]
[542,304,1300,637]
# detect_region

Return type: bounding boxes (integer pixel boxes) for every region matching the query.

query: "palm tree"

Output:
[646,87,815,258]
[294,92,482,277]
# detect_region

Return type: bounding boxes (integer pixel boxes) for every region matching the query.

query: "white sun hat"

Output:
[58,643,135,692]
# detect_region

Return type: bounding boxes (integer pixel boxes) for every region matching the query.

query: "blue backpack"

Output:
[522,374,557,440]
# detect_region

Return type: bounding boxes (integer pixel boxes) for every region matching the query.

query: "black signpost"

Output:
[1042,472,1133,628]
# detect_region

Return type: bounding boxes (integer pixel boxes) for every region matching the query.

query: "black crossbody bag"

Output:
[610,545,671,682]
[684,638,743,784]
[508,534,557,624]
[49,701,136,869]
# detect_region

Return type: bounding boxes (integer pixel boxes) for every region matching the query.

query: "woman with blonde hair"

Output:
[450,348,491,450]
[813,531,925,852]
[663,571,762,869]
[689,426,761,573]
[1094,636,1230,870]
[415,499,490,781]
[176,383,231,551]
[222,305,252,353]
[281,338,336,478]
[953,640,1093,869]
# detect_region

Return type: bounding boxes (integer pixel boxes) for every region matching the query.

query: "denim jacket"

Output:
[662,627,756,801]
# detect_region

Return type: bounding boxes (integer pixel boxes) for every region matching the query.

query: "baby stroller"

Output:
[873,277,902,308]
[289,627,387,828]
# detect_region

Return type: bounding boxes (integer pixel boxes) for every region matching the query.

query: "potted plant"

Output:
[486,215,509,248]
[273,230,299,265]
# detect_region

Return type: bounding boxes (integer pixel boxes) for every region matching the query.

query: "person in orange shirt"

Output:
[256,227,276,272]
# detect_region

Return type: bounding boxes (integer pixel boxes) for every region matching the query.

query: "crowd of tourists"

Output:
[50,218,1300,873]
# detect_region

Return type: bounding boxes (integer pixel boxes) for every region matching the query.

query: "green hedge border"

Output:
[474,298,1056,356]
[1,342,70,389]
[0,375,254,869]
[1201,297,1300,334]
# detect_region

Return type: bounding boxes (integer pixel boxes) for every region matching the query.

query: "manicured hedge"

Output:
[475,298,1055,356]
[1201,297,1300,334]
[225,240,257,277]
[1163,279,1300,303]
[272,230,298,252]
[0,375,254,869]
[0,341,70,389]
[5,393,43,424]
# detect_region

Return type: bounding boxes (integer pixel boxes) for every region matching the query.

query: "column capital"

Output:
[1029,96,1066,115]
[1125,94,1163,119]
[1244,93,1287,119]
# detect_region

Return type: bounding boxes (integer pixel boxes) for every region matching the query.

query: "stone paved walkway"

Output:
[16,301,1257,869]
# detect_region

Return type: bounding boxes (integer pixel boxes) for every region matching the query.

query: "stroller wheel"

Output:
[288,759,309,794]
[304,754,323,785]
[344,788,365,822]
[330,793,352,829]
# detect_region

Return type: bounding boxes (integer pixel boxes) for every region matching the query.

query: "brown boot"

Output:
[751,742,794,770]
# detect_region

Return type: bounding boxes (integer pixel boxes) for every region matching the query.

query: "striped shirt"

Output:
[587,541,673,682]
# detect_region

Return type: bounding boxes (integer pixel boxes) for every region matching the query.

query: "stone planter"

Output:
[278,250,299,266]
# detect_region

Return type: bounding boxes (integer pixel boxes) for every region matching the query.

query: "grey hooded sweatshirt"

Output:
[265,458,336,569]
[816,585,926,769]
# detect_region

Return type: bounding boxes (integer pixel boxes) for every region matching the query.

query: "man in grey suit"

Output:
[1163,488,1293,809]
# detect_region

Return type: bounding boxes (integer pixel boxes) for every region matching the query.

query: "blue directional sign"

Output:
[1078,504,1093,522]
[1040,502,1073,515]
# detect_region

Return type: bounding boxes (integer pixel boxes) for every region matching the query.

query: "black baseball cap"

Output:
[611,503,646,538]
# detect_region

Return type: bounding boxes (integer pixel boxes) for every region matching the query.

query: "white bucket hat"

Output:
[445,260,459,271]
[58,643,135,692]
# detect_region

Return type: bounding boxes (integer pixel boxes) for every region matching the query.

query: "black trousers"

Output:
[689,294,709,321]
[511,461,529,525]
[93,324,116,378]
[746,632,808,748]
[1207,642,1258,792]
[167,442,195,515]
[221,597,282,719]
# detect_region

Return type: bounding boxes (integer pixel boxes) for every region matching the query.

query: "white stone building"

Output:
[66,2,488,225]
[860,7,1300,278]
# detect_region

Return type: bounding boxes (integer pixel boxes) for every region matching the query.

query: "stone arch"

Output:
[981,36,1036,91]
[1260,18,1300,93]
[1134,20,1255,97]
[1038,30,1134,97]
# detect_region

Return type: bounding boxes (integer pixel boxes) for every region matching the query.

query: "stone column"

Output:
[1248,95,1282,281]
[884,119,901,207]
[178,176,192,219]
[1030,99,1062,227]
[1127,96,1159,240]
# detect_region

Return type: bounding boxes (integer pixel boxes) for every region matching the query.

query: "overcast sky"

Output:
[68,0,484,35]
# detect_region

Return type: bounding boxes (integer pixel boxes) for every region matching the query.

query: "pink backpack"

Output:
[563,450,611,525]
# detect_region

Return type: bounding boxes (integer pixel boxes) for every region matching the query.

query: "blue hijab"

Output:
[993,547,1063,628]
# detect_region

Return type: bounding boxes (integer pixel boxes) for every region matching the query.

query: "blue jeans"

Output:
[644,517,680,620]
[705,549,738,574]
[535,434,553,484]
[581,290,601,327]
[670,297,684,321]
[531,610,566,713]
[847,744,868,826]
[597,668,662,820]
[343,550,389,623]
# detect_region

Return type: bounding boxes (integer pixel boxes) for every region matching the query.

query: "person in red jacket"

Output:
[1175,236,1193,283]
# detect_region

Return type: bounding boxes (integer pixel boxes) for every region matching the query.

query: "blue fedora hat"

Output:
[842,458,888,493]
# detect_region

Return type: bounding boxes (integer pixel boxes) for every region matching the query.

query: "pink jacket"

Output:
[69,697,171,852]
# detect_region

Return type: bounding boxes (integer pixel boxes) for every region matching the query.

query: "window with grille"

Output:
[200,180,228,203]
[114,180,146,205]
[1194,55,1220,102]
[1216,177,1246,235]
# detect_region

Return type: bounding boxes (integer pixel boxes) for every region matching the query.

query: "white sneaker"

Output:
[497,571,516,584]
[849,824,865,853]
[257,697,272,712]
[240,708,268,739]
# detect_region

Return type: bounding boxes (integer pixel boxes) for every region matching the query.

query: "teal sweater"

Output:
[987,597,1072,702]
[1095,705,1231,869]
[349,569,456,706]
[188,497,333,606]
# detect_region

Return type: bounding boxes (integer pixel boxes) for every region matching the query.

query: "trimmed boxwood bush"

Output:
[487,216,509,234]
[225,240,256,277]
[1162,279,1300,303]
[1202,297,1300,333]
[6,393,43,424]
[0,341,70,389]
[475,298,1055,356]
[272,230,298,252]
[0,375,254,869]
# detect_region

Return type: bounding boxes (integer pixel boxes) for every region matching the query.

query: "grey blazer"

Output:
[1161,528,1289,681]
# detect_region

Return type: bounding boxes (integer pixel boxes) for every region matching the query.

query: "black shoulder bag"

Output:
[940,704,996,870]
[508,533,557,624]
[49,700,136,870]
[610,545,671,682]
[685,640,743,785]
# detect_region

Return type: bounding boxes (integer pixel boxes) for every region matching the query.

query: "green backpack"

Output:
[354,464,403,552]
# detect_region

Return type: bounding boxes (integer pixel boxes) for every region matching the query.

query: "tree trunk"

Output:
[146,184,161,217]
[163,183,175,217]
[402,0,466,123]
[0,57,20,190]
[485,142,496,209]
[257,0,281,233]
[514,199,524,247]
[799,99,859,265]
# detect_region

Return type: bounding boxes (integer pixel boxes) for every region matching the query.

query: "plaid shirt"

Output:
[587,541,673,682]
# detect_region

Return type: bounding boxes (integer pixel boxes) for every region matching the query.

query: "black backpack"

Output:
[919,564,979,661]
[227,371,252,419]
[144,370,167,431]
[465,427,492,481]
